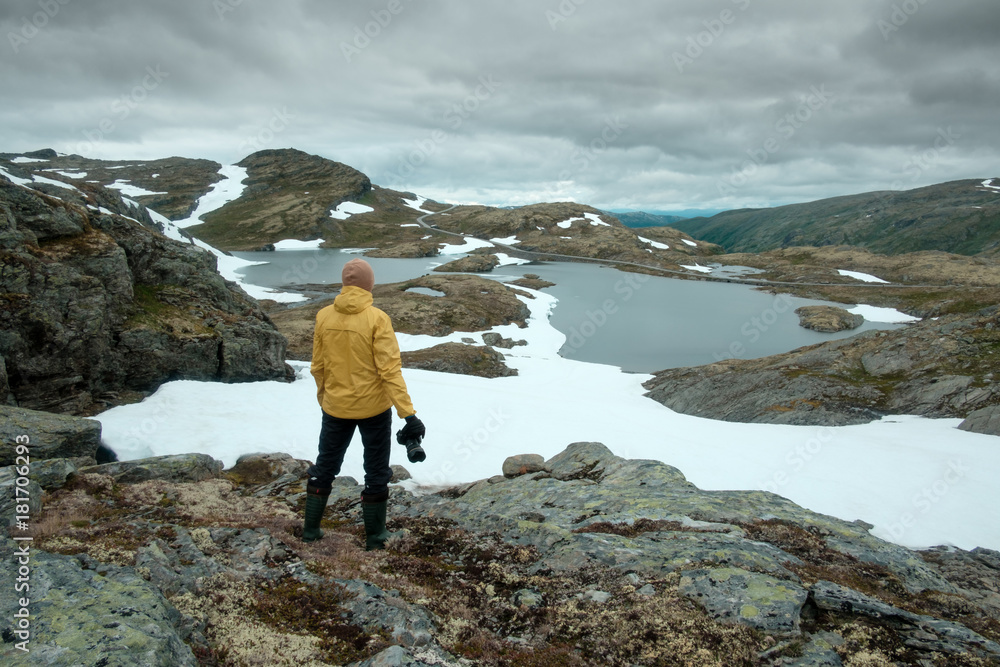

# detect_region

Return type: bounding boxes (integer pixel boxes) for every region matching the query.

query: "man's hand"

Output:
[398,414,425,442]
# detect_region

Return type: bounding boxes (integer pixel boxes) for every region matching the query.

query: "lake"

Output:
[234,249,904,373]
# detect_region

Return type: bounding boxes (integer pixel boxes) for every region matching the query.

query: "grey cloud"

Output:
[1,0,996,210]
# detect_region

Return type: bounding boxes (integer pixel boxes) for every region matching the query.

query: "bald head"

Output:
[342,258,375,292]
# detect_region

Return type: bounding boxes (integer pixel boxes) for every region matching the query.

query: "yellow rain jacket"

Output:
[310,285,416,420]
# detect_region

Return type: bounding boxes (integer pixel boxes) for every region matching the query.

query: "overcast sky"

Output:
[2,0,997,212]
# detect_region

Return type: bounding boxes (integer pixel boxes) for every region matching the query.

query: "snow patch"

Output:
[402,196,433,214]
[681,263,712,274]
[638,236,669,250]
[494,253,531,267]
[848,305,920,324]
[557,217,584,229]
[107,179,167,197]
[400,223,421,228]
[330,201,375,220]
[682,239,698,247]
[980,179,1000,193]
[174,165,249,229]
[838,269,888,284]
[10,156,47,163]
[585,212,610,227]
[438,237,495,255]
[272,239,324,250]
[490,235,520,245]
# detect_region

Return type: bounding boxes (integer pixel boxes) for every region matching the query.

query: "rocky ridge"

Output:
[0,165,290,415]
[673,178,1000,256]
[3,418,1000,666]
[643,306,1000,430]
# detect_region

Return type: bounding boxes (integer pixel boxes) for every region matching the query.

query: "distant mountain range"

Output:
[672,179,1000,256]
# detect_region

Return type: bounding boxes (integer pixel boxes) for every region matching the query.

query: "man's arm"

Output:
[310,314,325,406]
[372,312,416,418]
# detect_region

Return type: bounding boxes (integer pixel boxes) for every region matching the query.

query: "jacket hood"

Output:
[334,285,373,314]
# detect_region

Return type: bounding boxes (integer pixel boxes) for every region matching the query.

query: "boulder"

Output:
[482,332,527,349]
[225,452,310,485]
[795,306,864,333]
[502,454,547,478]
[80,453,223,484]
[0,406,101,465]
[959,404,1000,436]
[0,542,197,666]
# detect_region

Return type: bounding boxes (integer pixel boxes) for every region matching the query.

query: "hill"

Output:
[607,210,686,228]
[673,179,1000,256]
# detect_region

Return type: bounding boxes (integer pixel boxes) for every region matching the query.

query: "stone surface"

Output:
[226,451,311,485]
[0,406,101,465]
[959,404,1000,436]
[0,539,197,666]
[81,453,224,484]
[0,176,291,415]
[795,306,864,332]
[502,453,547,478]
[679,567,808,634]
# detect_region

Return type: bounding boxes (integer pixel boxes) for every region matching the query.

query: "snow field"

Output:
[94,284,1000,552]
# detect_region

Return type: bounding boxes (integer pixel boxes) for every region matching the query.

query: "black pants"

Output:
[306,408,392,496]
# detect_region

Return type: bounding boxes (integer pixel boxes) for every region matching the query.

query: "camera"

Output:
[396,431,426,463]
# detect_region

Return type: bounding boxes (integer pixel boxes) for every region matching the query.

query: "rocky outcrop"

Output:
[401,343,517,378]
[80,453,224,484]
[433,254,500,273]
[959,404,1000,436]
[795,305,863,332]
[0,175,290,415]
[644,306,1000,429]
[364,242,439,258]
[186,148,373,250]
[0,406,101,465]
[0,540,197,666]
[6,443,1000,665]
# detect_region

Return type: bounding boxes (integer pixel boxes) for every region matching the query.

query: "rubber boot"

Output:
[361,490,393,551]
[302,484,331,543]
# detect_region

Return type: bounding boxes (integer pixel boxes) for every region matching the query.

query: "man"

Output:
[303,258,425,550]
